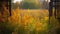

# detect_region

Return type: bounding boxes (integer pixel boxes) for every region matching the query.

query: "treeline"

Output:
[11,0,49,9]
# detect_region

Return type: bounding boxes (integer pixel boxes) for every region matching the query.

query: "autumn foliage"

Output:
[0,7,50,34]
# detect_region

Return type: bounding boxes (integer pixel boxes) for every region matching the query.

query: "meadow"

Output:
[0,8,59,34]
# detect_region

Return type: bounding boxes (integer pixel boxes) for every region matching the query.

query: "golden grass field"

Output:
[10,9,49,34]
[0,8,59,34]
[2,7,58,34]
[8,8,48,29]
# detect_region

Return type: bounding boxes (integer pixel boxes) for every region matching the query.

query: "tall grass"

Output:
[0,8,58,34]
